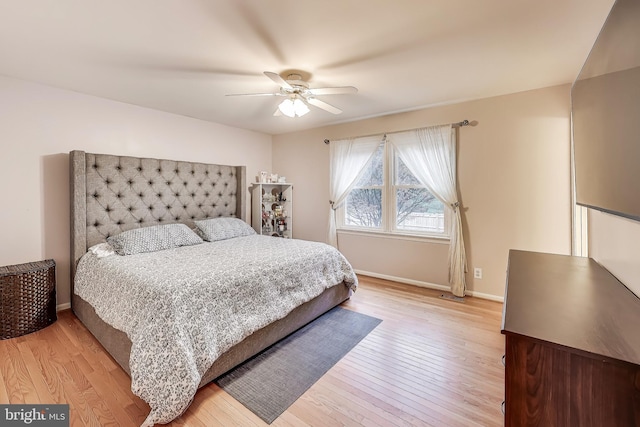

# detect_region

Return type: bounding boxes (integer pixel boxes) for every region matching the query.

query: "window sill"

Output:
[337,228,450,244]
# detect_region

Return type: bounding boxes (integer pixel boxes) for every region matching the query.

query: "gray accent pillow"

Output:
[107,223,203,255]
[194,217,256,242]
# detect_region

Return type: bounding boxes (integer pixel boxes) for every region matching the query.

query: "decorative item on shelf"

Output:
[260,171,268,183]
[261,210,272,234]
[270,173,278,183]
[278,176,286,183]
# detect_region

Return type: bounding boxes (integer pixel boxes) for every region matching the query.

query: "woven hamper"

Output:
[1,259,57,339]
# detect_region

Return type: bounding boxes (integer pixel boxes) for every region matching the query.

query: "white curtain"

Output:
[328,135,383,248]
[389,124,467,297]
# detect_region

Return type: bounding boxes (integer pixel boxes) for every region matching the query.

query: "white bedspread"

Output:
[74,235,357,426]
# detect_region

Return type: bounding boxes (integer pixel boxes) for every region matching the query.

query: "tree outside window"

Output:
[343,142,446,236]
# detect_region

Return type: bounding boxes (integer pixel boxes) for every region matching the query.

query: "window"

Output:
[339,141,448,238]
[343,144,384,229]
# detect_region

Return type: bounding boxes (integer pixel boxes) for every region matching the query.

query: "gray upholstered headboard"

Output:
[69,150,246,291]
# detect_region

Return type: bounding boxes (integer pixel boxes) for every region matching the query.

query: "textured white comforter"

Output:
[74,235,357,426]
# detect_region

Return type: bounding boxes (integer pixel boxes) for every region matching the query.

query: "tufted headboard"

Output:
[69,150,246,290]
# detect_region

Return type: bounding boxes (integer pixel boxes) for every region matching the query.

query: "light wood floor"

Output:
[0,275,506,426]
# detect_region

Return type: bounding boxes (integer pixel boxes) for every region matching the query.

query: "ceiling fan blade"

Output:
[308,86,358,96]
[225,92,282,97]
[307,98,343,114]
[264,71,292,90]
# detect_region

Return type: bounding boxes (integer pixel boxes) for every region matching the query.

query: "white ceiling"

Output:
[0,0,614,135]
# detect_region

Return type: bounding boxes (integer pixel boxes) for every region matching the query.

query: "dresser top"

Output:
[501,250,640,366]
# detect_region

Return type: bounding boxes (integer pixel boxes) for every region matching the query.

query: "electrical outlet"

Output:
[474,267,482,279]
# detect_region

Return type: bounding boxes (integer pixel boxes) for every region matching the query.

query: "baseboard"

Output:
[354,269,450,292]
[353,269,504,303]
[56,302,71,312]
[467,290,503,303]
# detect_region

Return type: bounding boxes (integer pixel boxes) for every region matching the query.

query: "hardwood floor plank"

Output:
[195,385,258,427]
[0,354,12,404]
[328,360,480,427]
[272,410,310,427]
[321,373,425,426]
[14,339,56,403]
[25,336,104,426]
[287,398,346,427]
[84,368,137,426]
[306,380,407,427]
[1,275,505,426]
[338,356,500,427]
[346,341,504,401]
[2,338,38,403]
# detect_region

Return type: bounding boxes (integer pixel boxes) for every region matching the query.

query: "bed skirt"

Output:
[72,283,352,387]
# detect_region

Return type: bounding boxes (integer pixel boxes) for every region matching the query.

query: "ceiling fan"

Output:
[226,70,358,117]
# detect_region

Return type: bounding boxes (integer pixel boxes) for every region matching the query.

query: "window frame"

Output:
[336,141,450,240]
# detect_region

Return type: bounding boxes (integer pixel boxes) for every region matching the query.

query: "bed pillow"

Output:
[107,223,203,255]
[194,217,256,242]
[88,242,116,258]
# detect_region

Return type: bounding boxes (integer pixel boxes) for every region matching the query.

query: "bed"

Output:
[69,150,356,426]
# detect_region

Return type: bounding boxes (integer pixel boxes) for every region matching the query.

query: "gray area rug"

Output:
[215,306,382,424]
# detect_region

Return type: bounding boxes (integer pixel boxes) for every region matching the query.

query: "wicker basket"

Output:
[0,259,57,339]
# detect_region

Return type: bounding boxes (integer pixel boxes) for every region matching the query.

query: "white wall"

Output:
[0,75,272,308]
[589,210,640,297]
[273,84,573,299]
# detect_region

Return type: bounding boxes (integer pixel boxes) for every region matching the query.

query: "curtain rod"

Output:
[323,119,470,144]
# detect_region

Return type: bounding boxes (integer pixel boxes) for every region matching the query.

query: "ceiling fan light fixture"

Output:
[278,97,309,118]
[293,98,309,116]
[229,70,355,117]
[278,99,294,117]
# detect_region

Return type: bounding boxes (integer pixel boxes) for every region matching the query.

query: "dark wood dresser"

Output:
[501,250,640,426]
